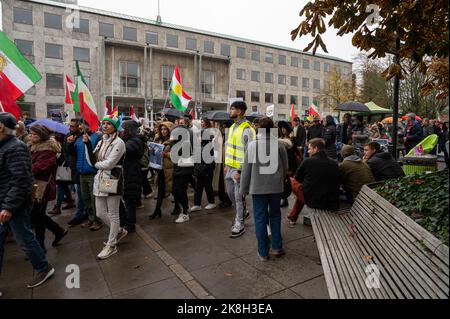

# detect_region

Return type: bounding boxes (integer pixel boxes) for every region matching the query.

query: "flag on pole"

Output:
[309,101,321,119]
[130,105,138,122]
[104,99,112,117]
[74,65,99,132]
[110,106,118,117]
[289,104,296,126]
[170,65,192,112]
[0,30,42,101]
[188,107,195,120]
[0,75,21,119]
[65,75,75,104]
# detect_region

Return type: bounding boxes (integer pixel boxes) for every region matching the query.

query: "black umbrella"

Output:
[246,113,263,122]
[162,108,184,119]
[202,111,230,122]
[336,101,370,112]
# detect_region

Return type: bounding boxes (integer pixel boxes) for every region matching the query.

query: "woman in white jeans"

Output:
[87,115,126,260]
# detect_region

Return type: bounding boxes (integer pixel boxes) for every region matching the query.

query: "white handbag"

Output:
[56,162,72,182]
[177,157,194,167]
[98,171,119,194]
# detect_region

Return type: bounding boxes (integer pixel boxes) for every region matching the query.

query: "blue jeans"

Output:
[252,193,283,258]
[0,209,48,274]
[55,183,73,208]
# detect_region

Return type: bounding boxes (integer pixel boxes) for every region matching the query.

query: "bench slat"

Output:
[350,203,444,298]
[351,200,449,298]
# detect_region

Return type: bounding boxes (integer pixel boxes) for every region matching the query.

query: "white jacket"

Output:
[93,134,126,197]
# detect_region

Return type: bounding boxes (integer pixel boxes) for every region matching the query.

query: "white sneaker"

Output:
[175,213,190,223]
[189,205,202,212]
[205,203,217,210]
[116,228,128,244]
[97,245,118,260]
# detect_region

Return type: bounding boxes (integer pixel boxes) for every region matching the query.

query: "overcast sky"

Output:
[0,0,361,63]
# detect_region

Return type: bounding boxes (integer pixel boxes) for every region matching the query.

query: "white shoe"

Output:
[175,213,190,224]
[116,228,128,244]
[189,205,202,212]
[97,245,118,260]
[205,203,217,210]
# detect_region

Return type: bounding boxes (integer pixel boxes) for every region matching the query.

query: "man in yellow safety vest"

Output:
[224,101,256,238]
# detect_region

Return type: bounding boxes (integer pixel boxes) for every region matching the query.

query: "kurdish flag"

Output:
[0,30,41,101]
[170,65,192,112]
[73,61,99,132]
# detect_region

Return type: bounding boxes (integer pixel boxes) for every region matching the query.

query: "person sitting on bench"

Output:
[363,142,405,181]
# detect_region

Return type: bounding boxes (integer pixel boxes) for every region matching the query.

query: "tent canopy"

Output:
[363,101,392,114]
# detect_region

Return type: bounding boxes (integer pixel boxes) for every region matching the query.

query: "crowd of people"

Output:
[0,104,448,292]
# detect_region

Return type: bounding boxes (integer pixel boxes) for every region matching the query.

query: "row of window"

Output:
[15,39,90,62]
[13,6,350,74]
[237,90,316,107]
[235,69,321,89]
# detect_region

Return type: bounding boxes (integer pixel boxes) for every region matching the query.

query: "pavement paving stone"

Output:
[285,236,321,262]
[112,277,195,299]
[290,276,330,299]
[264,289,303,299]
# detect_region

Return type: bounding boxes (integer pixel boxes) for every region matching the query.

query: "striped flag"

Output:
[130,105,138,122]
[170,65,192,112]
[289,104,296,126]
[65,75,75,104]
[0,30,41,101]
[0,75,21,119]
[73,62,99,132]
[104,99,112,117]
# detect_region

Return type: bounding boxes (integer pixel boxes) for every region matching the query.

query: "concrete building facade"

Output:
[2,0,352,120]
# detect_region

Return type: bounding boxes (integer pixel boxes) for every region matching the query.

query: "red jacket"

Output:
[30,140,60,202]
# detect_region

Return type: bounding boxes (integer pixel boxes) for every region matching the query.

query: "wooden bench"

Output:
[309,185,449,299]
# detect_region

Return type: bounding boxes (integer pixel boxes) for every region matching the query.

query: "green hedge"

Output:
[373,170,449,246]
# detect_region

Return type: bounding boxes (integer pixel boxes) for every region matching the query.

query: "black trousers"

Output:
[141,169,152,196]
[154,170,166,213]
[194,174,215,206]
[172,174,191,213]
[30,200,64,250]
[119,198,138,231]
[218,164,232,205]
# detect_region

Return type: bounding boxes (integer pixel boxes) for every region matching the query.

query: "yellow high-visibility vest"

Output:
[225,121,256,169]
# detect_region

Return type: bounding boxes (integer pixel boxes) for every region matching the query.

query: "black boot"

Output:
[280,199,289,207]
[149,209,162,220]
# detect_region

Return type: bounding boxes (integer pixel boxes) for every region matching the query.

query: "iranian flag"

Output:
[65,75,75,104]
[73,62,99,132]
[130,105,138,122]
[0,30,41,101]
[170,65,192,112]
[309,101,321,119]
[0,75,21,119]
[289,104,296,126]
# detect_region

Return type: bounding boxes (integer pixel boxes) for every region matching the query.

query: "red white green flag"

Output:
[0,30,41,101]
[289,104,296,126]
[309,101,321,119]
[170,65,192,112]
[65,75,75,104]
[73,62,99,132]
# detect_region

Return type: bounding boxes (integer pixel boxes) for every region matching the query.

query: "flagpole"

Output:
[111,46,115,109]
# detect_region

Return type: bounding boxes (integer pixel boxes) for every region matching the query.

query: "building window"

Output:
[202,71,215,99]
[265,52,273,63]
[73,47,90,62]
[45,43,63,59]
[204,41,214,54]
[335,65,341,74]
[44,12,62,29]
[236,47,246,59]
[236,68,246,80]
[120,62,140,94]
[278,74,286,85]
[166,34,178,48]
[324,63,330,73]
[13,7,33,25]
[302,96,309,107]
[186,38,197,51]
[265,93,273,104]
[314,61,320,71]
[146,32,158,45]
[99,22,114,37]
[313,97,319,107]
[291,56,298,67]
[279,54,286,65]
[221,44,230,56]
[161,65,175,92]
[278,94,286,104]
[278,114,286,120]
[73,18,89,34]
[251,92,260,102]
[343,66,351,77]
[313,79,320,90]
[303,59,310,69]
[251,49,260,62]
[302,77,310,89]
[123,26,137,41]
[15,39,33,56]
[46,74,64,89]
[236,90,245,101]
[251,71,260,82]
[46,104,64,118]
[290,76,298,87]
[265,72,273,84]
[290,95,298,105]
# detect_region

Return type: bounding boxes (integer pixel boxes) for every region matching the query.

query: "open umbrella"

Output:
[381,117,402,124]
[246,113,263,122]
[162,108,184,120]
[209,111,230,122]
[28,119,69,135]
[336,101,370,112]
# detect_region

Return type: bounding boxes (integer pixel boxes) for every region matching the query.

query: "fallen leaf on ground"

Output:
[363,255,373,262]
[224,272,233,277]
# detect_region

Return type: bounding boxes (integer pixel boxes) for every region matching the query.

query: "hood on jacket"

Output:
[29,138,61,153]
[373,150,393,160]
[158,121,175,133]
[343,154,361,162]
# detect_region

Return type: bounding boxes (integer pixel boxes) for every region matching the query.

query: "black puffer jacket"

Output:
[123,135,145,200]
[367,151,405,181]
[171,125,194,177]
[0,136,33,216]
[324,120,337,159]
[307,124,324,141]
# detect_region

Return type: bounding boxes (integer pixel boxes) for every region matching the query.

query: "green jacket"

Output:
[339,155,375,199]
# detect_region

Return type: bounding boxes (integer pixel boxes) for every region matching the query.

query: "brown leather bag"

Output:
[31,178,50,203]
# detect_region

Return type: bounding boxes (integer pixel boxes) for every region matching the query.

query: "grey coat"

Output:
[240,136,288,196]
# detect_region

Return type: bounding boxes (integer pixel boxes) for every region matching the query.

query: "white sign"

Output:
[266,104,275,118]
